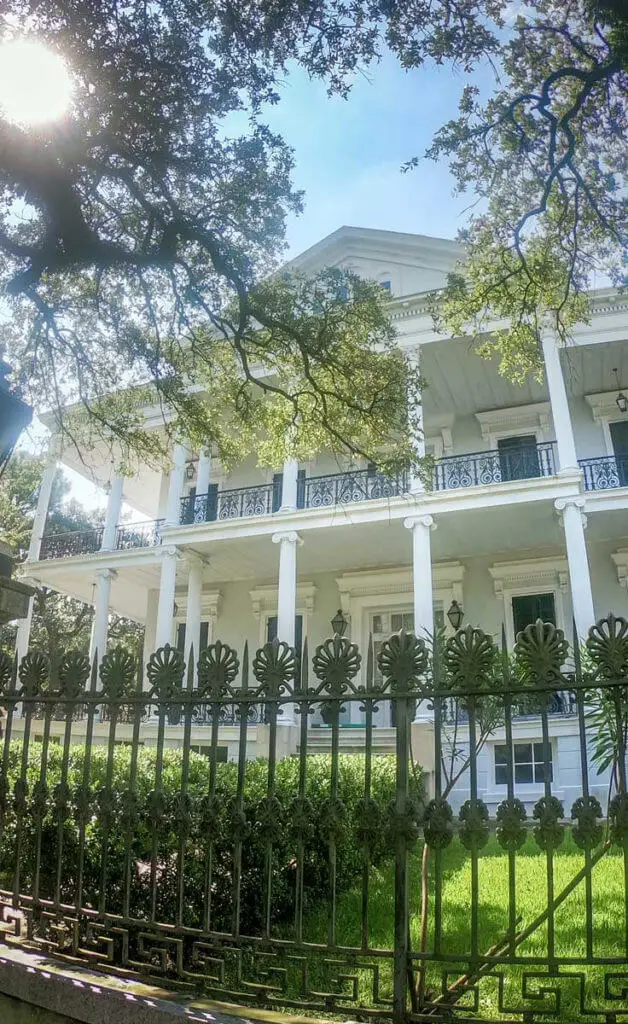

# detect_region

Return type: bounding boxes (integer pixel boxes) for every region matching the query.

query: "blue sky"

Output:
[266,53,490,257]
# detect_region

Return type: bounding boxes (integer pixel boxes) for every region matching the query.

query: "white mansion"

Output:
[16,226,628,808]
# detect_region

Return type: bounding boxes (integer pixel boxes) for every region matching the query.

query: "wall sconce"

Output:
[185,461,196,481]
[331,609,348,636]
[446,599,464,630]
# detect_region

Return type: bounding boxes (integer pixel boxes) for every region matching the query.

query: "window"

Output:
[497,434,540,481]
[176,621,210,655]
[379,280,392,294]
[495,741,553,785]
[191,744,228,761]
[371,608,445,685]
[511,593,556,637]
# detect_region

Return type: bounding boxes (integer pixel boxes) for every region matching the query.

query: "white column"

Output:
[184,555,205,674]
[404,515,436,639]
[541,332,579,474]
[101,474,124,551]
[157,470,170,521]
[165,444,188,527]
[16,455,58,664]
[196,449,212,497]
[272,531,301,646]
[155,546,179,647]
[408,346,426,494]
[555,498,595,638]
[144,588,159,658]
[279,458,299,513]
[272,530,301,729]
[89,569,116,665]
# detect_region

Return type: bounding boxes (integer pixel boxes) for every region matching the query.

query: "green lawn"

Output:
[301,836,627,1021]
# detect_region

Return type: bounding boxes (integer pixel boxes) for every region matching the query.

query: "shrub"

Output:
[0,743,423,937]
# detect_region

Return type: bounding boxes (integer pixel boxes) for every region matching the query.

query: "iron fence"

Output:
[39,528,104,560]
[303,468,409,508]
[580,454,628,491]
[115,519,164,549]
[180,483,274,524]
[434,442,556,491]
[0,614,627,1022]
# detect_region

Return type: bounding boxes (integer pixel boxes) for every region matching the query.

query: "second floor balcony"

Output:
[580,453,628,491]
[39,519,164,560]
[179,442,559,525]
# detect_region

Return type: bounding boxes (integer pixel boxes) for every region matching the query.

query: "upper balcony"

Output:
[179,441,559,525]
[39,519,164,560]
[579,453,628,491]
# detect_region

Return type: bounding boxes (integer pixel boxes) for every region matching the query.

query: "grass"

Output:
[300,836,627,1021]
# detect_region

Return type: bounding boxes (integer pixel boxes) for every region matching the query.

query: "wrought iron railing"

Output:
[580,454,628,490]
[434,441,556,490]
[39,528,104,560]
[115,519,164,549]
[2,615,627,1023]
[303,467,409,508]
[180,483,274,524]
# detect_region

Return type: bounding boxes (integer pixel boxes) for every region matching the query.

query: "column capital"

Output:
[554,496,587,527]
[272,530,302,546]
[404,514,436,532]
[94,568,117,582]
[182,549,208,569]
[158,544,181,560]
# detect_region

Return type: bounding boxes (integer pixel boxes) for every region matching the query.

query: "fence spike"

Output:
[242,640,248,692]
[366,632,373,693]
[572,617,582,682]
[90,649,99,694]
[301,637,309,689]
[186,643,195,691]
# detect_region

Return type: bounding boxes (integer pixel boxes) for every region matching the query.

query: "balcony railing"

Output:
[39,519,163,560]
[303,468,409,508]
[115,519,164,549]
[434,441,556,491]
[39,528,104,560]
[180,482,274,525]
[580,454,628,491]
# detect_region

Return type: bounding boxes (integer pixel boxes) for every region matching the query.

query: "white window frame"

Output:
[491,737,555,792]
[585,391,628,457]
[489,558,569,650]
[475,403,553,452]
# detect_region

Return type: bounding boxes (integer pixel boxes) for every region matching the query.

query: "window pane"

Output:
[533,742,547,762]
[372,614,383,635]
[514,742,533,764]
[495,765,508,786]
[391,613,403,632]
[512,593,556,636]
[514,763,534,784]
[494,744,509,766]
[534,761,553,783]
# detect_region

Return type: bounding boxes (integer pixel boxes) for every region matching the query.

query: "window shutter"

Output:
[272,473,283,512]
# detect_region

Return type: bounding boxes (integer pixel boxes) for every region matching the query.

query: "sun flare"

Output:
[0,39,72,125]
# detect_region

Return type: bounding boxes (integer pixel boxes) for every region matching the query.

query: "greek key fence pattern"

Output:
[0,615,627,1022]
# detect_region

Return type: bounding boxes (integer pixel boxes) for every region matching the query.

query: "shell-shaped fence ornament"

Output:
[423,798,454,849]
[18,651,48,699]
[515,620,568,687]
[586,614,628,680]
[458,798,490,851]
[571,795,603,850]
[0,651,13,696]
[495,798,527,852]
[442,626,496,704]
[377,630,428,695]
[147,644,185,701]
[197,641,239,699]
[313,635,361,696]
[58,651,90,699]
[532,795,565,851]
[99,646,136,699]
[252,639,296,699]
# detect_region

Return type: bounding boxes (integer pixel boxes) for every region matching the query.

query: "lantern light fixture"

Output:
[331,608,348,637]
[446,599,464,631]
[613,368,627,414]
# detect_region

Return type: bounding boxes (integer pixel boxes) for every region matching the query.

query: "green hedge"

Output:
[0,743,423,936]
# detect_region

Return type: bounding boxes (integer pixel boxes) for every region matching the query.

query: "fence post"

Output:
[393,688,411,1024]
